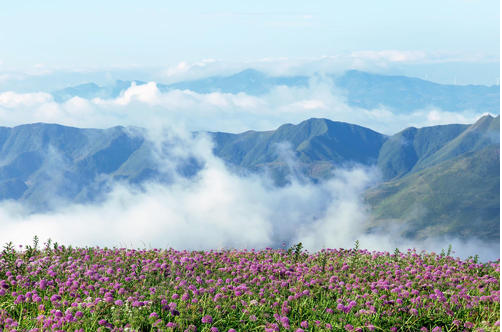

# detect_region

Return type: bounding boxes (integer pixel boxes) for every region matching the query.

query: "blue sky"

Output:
[0,0,499,84]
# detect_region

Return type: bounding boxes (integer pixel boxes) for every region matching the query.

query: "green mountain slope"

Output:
[376,124,469,180]
[415,115,500,170]
[367,117,500,241]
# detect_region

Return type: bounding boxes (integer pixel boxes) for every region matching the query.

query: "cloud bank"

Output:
[0,78,491,135]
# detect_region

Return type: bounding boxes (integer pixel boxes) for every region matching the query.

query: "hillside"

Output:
[367,115,500,240]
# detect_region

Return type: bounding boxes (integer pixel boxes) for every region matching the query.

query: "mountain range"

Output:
[0,115,498,242]
[51,69,500,114]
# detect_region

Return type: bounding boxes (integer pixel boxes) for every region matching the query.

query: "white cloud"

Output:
[0,133,366,251]
[0,91,53,108]
[0,77,492,135]
[351,50,428,64]
[162,59,223,82]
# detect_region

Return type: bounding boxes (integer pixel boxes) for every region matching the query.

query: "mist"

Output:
[0,129,498,262]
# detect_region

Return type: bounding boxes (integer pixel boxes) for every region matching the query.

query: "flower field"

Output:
[0,239,499,331]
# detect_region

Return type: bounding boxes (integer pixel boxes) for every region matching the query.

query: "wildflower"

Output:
[202,315,213,324]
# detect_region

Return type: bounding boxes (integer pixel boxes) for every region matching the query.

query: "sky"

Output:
[0,0,499,85]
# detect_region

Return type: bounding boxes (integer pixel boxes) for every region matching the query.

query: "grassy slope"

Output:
[366,145,500,241]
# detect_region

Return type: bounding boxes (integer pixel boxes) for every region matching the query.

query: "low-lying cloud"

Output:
[0,131,498,262]
[0,77,491,135]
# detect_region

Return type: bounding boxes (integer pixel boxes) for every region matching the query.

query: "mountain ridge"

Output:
[50,69,500,115]
[0,116,498,242]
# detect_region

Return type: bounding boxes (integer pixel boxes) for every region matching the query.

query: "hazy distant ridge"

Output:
[52,69,500,114]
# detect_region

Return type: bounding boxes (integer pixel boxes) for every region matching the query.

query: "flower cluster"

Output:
[0,242,499,331]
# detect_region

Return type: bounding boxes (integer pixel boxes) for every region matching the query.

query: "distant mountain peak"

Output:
[231,68,266,77]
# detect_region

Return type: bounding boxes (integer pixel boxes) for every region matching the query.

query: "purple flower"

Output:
[50,294,61,302]
[202,315,213,324]
[280,316,290,328]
